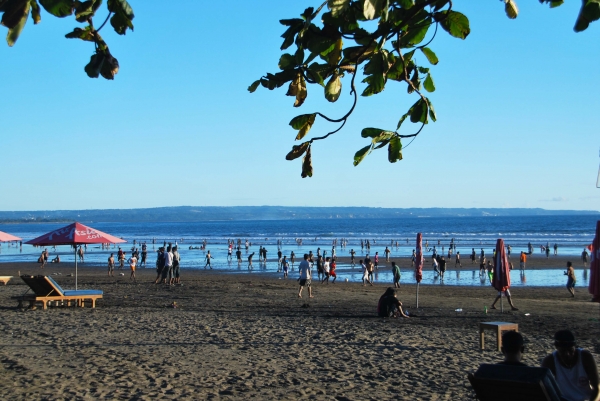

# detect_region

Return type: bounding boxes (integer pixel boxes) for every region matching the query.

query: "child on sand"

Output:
[129,255,137,281]
[282,256,289,279]
[108,253,115,277]
[329,259,337,283]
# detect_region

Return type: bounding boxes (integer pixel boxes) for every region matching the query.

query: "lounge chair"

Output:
[468,364,565,401]
[0,276,12,285]
[12,275,103,309]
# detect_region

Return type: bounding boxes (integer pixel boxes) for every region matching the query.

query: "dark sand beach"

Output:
[0,259,598,400]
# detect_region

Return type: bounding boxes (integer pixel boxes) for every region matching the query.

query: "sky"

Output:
[1,1,599,211]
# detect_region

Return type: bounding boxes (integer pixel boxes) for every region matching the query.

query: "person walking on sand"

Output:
[298,254,313,298]
[282,256,289,278]
[329,259,337,283]
[108,253,115,277]
[541,330,600,401]
[39,249,47,269]
[471,248,476,264]
[322,257,331,284]
[411,249,416,267]
[129,254,137,281]
[350,249,356,267]
[520,251,527,271]
[392,261,401,288]
[366,258,375,283]
[582,249,589,268]
[490,287,518,311]
[316,255,324,282]
[161,246,173,284]
[374,252,379,270]
[247,252,255,270]
[565,261,576,297]
[361,259,372,286]
[204,251,214,269]
[384,247,391,262]
[236,247,242,266]
[439,257,447,280]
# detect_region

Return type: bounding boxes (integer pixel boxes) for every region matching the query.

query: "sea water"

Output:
[0,215,596,287]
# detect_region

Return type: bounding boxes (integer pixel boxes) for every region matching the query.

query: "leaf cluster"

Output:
[250,0,599,177]
[0,0,134,79]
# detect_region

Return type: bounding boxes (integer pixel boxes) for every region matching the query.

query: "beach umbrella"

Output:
[0,231,21,242]
[588,221,600,303]
[415,233,424,308]
[492,238,511,313]
[25,222,126,290]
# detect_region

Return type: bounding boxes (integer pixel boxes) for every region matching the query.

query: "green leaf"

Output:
[328,0,350,17]
[31,0,41,24]
[74,0,101,23]
[248,80,260,93]
[294,47,305,65]
[399,21,430,47]
[353,145,372,166]
[436,10,470,39]
[504,0,518,19]
[2,0,29,28]
[574,0,600,32]
[428,100,437,122]
[39,0,73,17]
[278,53,296,70]
[65,26,95,41]
[301,146,313,178]
[361,128,384,138]
[286,142,310,160]
[85,52,104,78]
[410,99,427,123]
[388,136,402,163]
[423,74,435,92]
[289,113,316,140]
[420,47,438,65]
[325,73,342,102]
[371,131,395,145]
[108,0,134,35]
[396,111,411,130]
[6,0,29,46]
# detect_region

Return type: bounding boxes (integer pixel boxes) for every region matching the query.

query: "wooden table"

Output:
[479,321,518,351]
[0,276,12,285]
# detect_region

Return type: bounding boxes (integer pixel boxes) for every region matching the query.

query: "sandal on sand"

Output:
[489,306,497,310]
[511,307,519,311]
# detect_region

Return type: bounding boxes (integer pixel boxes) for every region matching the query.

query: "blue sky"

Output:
[1,1,599,211]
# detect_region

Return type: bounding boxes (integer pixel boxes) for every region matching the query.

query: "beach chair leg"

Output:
[42,301,47,310]
[91,299,96,308]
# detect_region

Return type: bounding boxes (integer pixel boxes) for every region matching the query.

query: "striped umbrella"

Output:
[415,233,423,307]
[588,221,600,303]
[492,238,511,312]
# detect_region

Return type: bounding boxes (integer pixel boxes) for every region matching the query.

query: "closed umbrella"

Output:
[415,233,423,308]
[0,231,21,242]
[492,238,511,312]
[26,222,126,289]
[588,221,600,303]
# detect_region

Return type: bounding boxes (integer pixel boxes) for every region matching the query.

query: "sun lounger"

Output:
[0,276,12,285]
[12,275,103,309]
[468,364,564,401]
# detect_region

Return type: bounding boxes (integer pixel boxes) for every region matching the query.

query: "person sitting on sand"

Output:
[541,330,599,401]
[377,288,409,318]
[51,255,60,263]
[298,254,313,298]
[498,331,527,366]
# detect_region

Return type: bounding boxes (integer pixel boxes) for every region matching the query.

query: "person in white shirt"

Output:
[162,245,174,284]
[298,254,313,299]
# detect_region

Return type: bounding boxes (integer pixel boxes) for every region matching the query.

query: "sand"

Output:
[0,261,598,400]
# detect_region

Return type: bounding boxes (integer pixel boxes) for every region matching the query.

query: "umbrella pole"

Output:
[75,246,78,290]
[416,283,419,308]
[501,295,504,314]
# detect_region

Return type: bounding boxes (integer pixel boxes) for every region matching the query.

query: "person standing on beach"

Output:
[361,260,372,286]
[490,285,518,311]
[507,244,512,258]
[172,246,181,285]
[546,245,551,258]
[384,247,391,262]
[108,253,115,277]
[205,251,214,269]
[471,248,476,264]
[366,258,375,283]
[282,256,289,278]
[290,251,295,268]
[554,243,558,256]
[374,252,379,270]
[277,249,283,271]
[439,257,447,280]
[161,246,173,284]
[227,244,233,262]
[350,249,356,267]
[262,247,268,263]
[322,257,331,284]
[392,261,401,288]
[455,252,461,267]
[582,249,589,268]
[316,255,324,282]
[236,248,242,266]
[520,251,527,271]
[247,252,255,270]
[141,243,147,267]
[411,249,416,267]
[541,330,599,401]
[154,248,165,284]
[129,254,137,281]
[78,246,84,263]
[329,259,337,283]
[565,262,576,297]
[298,254,313,298]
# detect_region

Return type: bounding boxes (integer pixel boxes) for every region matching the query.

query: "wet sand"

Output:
[0,262,598,400]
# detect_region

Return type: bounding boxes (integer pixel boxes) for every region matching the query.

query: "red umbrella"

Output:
[415,233,424,307]
[25,222,126,289]
[0,231,22,242]
[588,221,600,303]
[492,238,511,312]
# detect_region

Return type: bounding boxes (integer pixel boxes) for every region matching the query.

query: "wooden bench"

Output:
[0,276,12,285]
[12,275,102,310]
[479,321,518,351]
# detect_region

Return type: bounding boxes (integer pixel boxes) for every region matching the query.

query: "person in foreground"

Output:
[541,330,599,401]
[490,288,518,311]
[377,288,409,318]
[298,254,313,299]
[498,331,527,366]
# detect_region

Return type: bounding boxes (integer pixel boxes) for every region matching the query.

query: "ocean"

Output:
[0,215,597,287]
